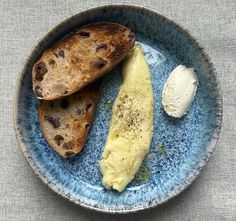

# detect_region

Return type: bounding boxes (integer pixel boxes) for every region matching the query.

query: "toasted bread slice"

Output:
[33,22,135,100]
[38,80,101,157]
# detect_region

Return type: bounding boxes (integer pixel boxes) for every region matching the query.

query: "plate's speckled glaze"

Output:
[14,5,222,213]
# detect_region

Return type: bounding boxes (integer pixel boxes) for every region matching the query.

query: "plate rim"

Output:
[13,4,223,213]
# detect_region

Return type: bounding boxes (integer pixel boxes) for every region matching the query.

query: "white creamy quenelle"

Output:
[99,45,154,192]
[162,65,198,118]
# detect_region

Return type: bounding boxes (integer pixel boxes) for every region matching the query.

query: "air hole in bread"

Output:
[35,62,47,81]
[96,43,108,52]
[54,135,64,145]
[45,116,60,128]
[34,85,43,97]
[58,50,65,58]
[86,103,92,111]
[85,124,90,129]
[90,57,107,69]
[77,31,90,37]
[48,59,55,66]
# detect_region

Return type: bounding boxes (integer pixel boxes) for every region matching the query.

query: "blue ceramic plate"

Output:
[14,5,223,213]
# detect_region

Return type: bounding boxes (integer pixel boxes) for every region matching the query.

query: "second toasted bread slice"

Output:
[38,80,101,157]
[33,22,135,100]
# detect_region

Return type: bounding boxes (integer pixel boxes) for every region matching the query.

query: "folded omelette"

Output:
[100,44,154,192]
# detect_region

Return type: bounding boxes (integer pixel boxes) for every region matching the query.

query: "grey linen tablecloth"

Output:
[0,0,235,220]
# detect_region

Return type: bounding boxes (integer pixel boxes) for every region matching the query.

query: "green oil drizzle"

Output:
[148,142,166,156]
[103,100,113,111]
[135,143,166,184]
[135,160,151,183]
[157,142,166,155]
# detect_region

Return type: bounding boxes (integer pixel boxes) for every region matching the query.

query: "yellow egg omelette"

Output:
[99,44,154,192]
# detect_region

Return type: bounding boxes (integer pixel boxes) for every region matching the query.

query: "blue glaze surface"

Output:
[14,5,222,213]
